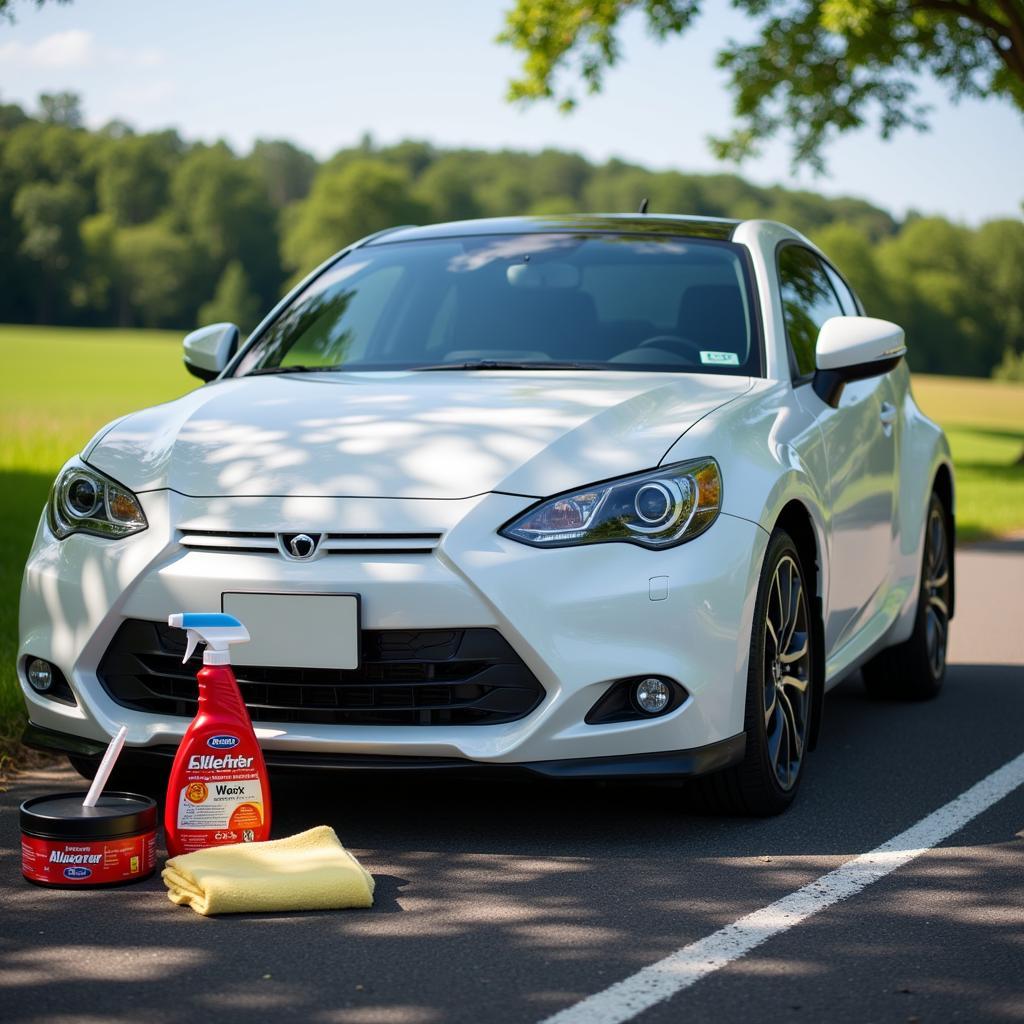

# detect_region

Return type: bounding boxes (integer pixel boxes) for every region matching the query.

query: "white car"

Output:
[19,215,954,814]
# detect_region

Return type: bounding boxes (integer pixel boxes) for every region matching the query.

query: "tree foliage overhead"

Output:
[500,0,1024,170]
[0,0,69,23]
[0,92,1021,377]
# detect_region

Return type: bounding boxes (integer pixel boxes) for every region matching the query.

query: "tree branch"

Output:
[906,0,1024,85]
[992,0,1024,58]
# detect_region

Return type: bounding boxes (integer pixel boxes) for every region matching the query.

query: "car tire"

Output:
[67,753,168,799]
[67,754,98,780]
[862,491,952,701]
[690,528,815,816]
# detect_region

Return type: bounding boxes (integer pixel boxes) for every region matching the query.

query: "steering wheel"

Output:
[635,335,702,360]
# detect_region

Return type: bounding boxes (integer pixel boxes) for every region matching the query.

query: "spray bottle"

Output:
[164,613,271,857]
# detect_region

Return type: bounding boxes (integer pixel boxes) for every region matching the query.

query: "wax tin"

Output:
[20,792,157,888]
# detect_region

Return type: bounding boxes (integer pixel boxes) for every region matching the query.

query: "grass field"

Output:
[1,325,1022,738]
[910,375,1024,542]
[0,326,197,737]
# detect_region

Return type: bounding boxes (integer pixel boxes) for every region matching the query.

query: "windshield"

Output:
[233,233,761,376]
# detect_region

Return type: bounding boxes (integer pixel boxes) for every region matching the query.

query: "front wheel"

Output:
[692,529,814,816]
[68,754,98,780]
[862,491,951,700]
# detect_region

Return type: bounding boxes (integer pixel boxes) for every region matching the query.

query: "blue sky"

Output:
[1,0,1022,223]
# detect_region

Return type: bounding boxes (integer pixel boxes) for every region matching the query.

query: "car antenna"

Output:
[638,197,649,214]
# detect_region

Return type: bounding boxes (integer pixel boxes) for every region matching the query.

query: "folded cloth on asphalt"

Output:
[162,825,375,916]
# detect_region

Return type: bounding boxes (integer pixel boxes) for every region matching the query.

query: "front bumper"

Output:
[19,489,768,770]
[24,723,746,780]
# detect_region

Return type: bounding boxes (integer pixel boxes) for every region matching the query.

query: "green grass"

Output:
[0,325,198,737]
[911,374,1024,542]
[0,329,1022,738]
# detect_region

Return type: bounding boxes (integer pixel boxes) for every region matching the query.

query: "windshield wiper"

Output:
[248,365,337,376]
[247,360,607,375]
[414,360,602,371]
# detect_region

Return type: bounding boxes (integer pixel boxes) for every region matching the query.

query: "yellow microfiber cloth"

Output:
[162,825,375,916]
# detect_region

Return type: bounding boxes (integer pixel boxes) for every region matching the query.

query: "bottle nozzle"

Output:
[168,613,250,665]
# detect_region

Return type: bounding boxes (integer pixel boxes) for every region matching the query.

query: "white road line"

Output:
[540,750,1024,1024]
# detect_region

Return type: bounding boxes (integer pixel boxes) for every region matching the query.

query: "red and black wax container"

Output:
[21,792,157,888]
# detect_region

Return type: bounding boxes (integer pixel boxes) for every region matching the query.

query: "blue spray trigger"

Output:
[168,612,250,665]
[176,613,243,629]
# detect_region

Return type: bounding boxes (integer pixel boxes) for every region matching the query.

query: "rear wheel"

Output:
[692,529,814,816]
[863,491,951,700]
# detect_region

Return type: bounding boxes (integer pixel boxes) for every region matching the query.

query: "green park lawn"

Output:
[0,324,1022,739]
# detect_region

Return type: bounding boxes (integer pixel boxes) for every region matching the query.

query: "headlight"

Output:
[500,458,721,549]
[47,459,148,540]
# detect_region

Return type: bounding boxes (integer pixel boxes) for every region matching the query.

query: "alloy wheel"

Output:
[762,554,811,791]
[924,501,951,679]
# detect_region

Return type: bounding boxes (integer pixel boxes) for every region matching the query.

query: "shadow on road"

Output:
[3,661,1022,1023]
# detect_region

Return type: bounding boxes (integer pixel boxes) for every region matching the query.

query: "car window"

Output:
[823,263,860,315]
[254,263,406,369]
[233,234,762,377]
[777,245,845,378]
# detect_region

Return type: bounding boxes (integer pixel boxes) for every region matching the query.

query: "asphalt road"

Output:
[3,540,1023,1024]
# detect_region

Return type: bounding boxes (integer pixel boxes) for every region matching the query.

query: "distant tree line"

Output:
[2,92,1022,379]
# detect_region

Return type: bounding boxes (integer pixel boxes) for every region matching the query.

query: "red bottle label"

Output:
[22,832,156,886]
[164,662,271,857]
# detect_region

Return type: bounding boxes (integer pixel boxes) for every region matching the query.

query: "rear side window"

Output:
[777,245,844,378]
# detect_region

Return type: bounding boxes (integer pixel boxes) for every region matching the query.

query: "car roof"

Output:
[367,214,742,245]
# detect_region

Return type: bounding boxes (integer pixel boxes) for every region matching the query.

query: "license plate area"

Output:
[221,593,360,670]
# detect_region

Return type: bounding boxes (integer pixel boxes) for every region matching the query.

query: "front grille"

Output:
[98,619,545,726]
[178,530,443,555]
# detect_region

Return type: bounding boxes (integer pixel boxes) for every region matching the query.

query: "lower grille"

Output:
[97,619,545,726]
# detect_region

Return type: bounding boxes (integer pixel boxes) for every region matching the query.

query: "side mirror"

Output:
[183,323,240,382]
[813,316,906,407]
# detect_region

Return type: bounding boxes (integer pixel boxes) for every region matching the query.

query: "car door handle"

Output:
[879,402,897,430]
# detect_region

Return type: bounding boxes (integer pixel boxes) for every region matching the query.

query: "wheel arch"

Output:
[773,499,826,751]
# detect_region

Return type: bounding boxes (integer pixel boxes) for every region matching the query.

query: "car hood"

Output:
[85,371,752,499]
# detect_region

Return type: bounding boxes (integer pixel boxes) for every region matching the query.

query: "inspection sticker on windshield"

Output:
[700,350,740,366]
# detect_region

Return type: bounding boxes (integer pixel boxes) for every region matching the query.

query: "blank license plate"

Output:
[222,593,360,670]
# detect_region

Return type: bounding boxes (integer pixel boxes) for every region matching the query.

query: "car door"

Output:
[778,244,897,652]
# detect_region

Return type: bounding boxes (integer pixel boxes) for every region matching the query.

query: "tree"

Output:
[114,221,198,327]
[12,179,87,320]
[38,91,83,128]
[78,212,118,318]
[248,139,317,208]
[499,0,1024,170]
[874,217,998,374]
[281,159,428,280]
[970,219,1024,357]
[94,134,175,226]
[993,347,1024,381]
[0,0,70,22]
[2,119,91,186]
[170,142,282,306]
[199,260,261,332]
[0,98,28,131]
[414,154,484,222]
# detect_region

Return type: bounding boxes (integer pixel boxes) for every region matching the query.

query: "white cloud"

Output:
[0,29,96,69]
[0,29,164,71]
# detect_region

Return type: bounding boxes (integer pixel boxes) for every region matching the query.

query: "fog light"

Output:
[634,677,670,714]
[27,658,53,693]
